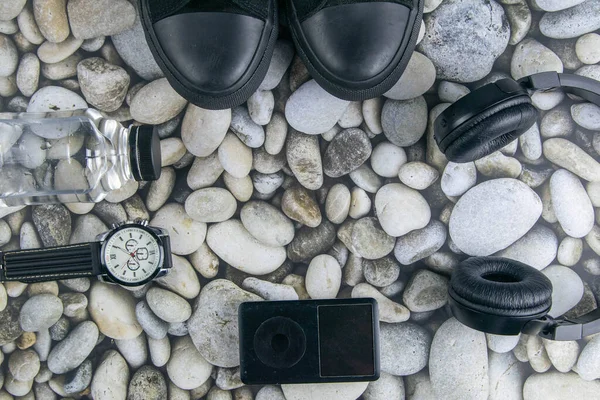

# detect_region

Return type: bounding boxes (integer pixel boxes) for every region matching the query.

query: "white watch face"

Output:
[103,226,161,284]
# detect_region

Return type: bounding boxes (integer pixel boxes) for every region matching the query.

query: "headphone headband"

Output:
[523,307,600,341]
[519,71,600,107]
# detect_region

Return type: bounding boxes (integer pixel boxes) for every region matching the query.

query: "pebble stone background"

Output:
[0,0,600,399]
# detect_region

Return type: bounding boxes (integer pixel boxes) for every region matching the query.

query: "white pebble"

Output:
[305,255,342,299]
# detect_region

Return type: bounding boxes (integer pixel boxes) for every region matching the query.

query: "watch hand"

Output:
[113,246,131,256]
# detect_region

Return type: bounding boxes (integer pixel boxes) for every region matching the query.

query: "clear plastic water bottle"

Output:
[0,108,161,207]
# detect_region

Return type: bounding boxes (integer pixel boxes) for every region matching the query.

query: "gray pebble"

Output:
[0,34,18,77]
[402,270,449,312]
[8,349,40,381]
[47,321,99,374]
[286,130,323,190]
[382,97,428,147]
[67,0,135,39]
[287,221,336,263]
[77,57,129,112]
[231,106,265,148]
[128,365,167,400]
[135,300,169,340]
[363,257,400,288]
[323,128,372,178]
[32,205,71,247]
[49,316,70,341]
[380,322,432,376]
[116,333,148,369]
[63,359,92,394]
[19,294,63,332]
[260,39,294,91]
[539,0,600,39]
[351,217,395,260]
[146,287,191,324]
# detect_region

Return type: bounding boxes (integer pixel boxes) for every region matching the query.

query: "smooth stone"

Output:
[474,151,522,178]
[160,138,186,167]
[146,167,175,212]
[104,180,138,204]
[150,203,206,255]
[550,169,594,238]
[324,128,371,178]
[0,20,18,34]
[217,133,251,179]
[16,52,40,97]
[0,34,17,77]
[135,300,168,340]
[380,322,431,376]
[441,161,477,197]
[157,255,201,300]
[17,3,43,44]
[36,35,83,63]
[430,318,489,400]
[207,220,286,275]
[27,86,86,116]
[253,147,285,174]
[363,372,405,400]
[528,335,552,372]
[260,39,294,91]
[248,90,274,126]
[91,350,129,400]
[343,253,365,286]
[240,201,294,247]
[370,141,407,178]
[531,90,564,110]
[130,78,187,125]
[180,105,230,157]
[305,255,342,299]
[8,349,40,381]
[543,339,579,373]
[505,0,532,45]
[352,283,410,323]
[325,183,351,224]
[384,52,435,100]
[146,287,191,324]
[540,107,573,139]
[67,0,135,39]
[32,205,71,247]
[418,0,509,82]
[496,225,558,270]
[350,164,383,193]
[349,187,372,219]
[281,186,322,227]
[265,112,288,155]
[4,372,33,396]
[251,171,283,195]
[488,351,527,400]
[33,0,69,43]
[523,371,600,399]
[542,265,584,318]
[69,214,107,244]
[286,130,323,190]
[338,101,363,129]
[351,217,395,260]
[403,270,449,312]
[47,321,98,374]
[77,57,129,112]
[572,103,600,130]
[438,81,470,103]
[282,382,368,400]
[519,122,543,161]
[188,280,262,368]
[382,96,428,147]
[375,183,431,237]
[534,0,586,11]
[256,385,286,400]
[187,152,224,190]
[511,38,563,80]
[49,316,69,341]
[544,138,600,182]
[223,172,253,202]
[539,0,600,39]
[127,365,167,400]
[148,336,170,368]
[362,97,384,135]
[576,33,600,64]
[88,281,142,340]
[558,237,583,267]
[111,11,162,80]
[398,161,439,190]
[363,257,400,288]
[19,294,62,332]
[184,188,237,223]
[242,278,298,301]
[487,334,520,354]
[285,80,350,135]
[287,222,337,263]
[449,179,542,256]
[0,0,26,21]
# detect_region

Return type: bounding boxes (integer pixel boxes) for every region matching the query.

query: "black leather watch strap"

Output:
[0,243,103,283]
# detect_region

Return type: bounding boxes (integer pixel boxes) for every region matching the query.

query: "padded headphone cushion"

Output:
[444,97,538,163]
[450,257,553,318]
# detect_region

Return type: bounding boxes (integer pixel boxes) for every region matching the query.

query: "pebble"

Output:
[540,107,574,138]
[252,171,284,194]
[19,294,62,333]
[160,138,186,167]
[544,138,600,182]
[343,253,365,286]
[90,350,129,400]
[403,270,449,312]
[187,153,225,190]
[576,33,600,64]
[188,280,262,368]
[531,90,564,110]
[557,237,583,267]
[27,86,86,118]
[338,101,363,128]
[511,38,563,80]
[248,90,274,125]
[380,321,431,376]
[504,1,531,45]
[0,0,26,21]
[104,179,138,204]
[534,0,586,11]
[36,35,83,64]
[88,282,142,340]
[370,141,407,178]
[180,106,230,157]
[362,97,384,135]
[305,255,342,299]
[0,34,18,77]
[287,222,337,263]
[207,220,286,275]
[148,335,170,368]
[130,78,187,125]
[135,300,169,340]
[539,0,600,39]
[351,217,395,260]
[260,39,294,91]
[349,187,371,219]
[146,167,175,211]
[49,316,69,341]
[242,277,298,301]
[16,52,39,97]
[253,147,286,174]
[474,151,522,178]
[384,52,436,100]
[542,265,584,318]
[374,183,431,237]
[184,188,237,223]
[572,103,600,130]
[115,334,147,369]
[158,254,201,299]
[256,385,286,400]
[381,96,428,147]
[438,81,470,103]
[523,371,600,400]
[398,161,439,190]
[429,318,489,400]
[230,106,265,148]
[32,0,69,43]
[215,368,243,390]
[285,80,350,135]
[146,287,191,324]
[543,339,579,373]
[150,203,206,255]
[218,132,253,178]
[363,373,405,400]
[0,284,5,311]
[265,112,288,155]
[496,225,558,270]
[419,0,509,82]
[223,173,253,202]
[488,351,527,400]
[281,382,368,400]
[487,334,520,354]
[67,0,135,39]
[527,335,552,373]
[4,372,32,396]
[286,130,323,190]
[69,214,107,244]
[127,365,167,400]
[8,349,40,381]
[17,3,44,44]
[519,122,543,161]
[441,161,477,197]
[325,184,351,224]
[323,128,371,177]
[350,164,383,193]
[240,201,294,247]
[0,19,17,34]
[363,257,400,287]
[47,321,98,374]
[352,283,410,323]
[550,169,594,238]
[281,186,322,227]
[449,179,542,256]
[77,57,129,112]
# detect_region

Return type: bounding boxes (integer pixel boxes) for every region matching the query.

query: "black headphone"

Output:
[449,257,600,341]
[434,71,600,163]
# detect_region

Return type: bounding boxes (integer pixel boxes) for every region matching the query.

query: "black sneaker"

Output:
[138,0,278,110]
[286,0,423,101]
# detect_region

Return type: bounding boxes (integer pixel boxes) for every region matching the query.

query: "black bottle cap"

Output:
[129,125,162,181]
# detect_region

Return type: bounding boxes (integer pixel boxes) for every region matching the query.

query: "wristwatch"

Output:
[0,220,172,286]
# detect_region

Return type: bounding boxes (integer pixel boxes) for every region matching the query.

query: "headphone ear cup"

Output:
[449,257,553,334]
[444,98,539,163]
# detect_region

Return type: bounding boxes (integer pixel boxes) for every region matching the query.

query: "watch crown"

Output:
[134,219,149,226]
